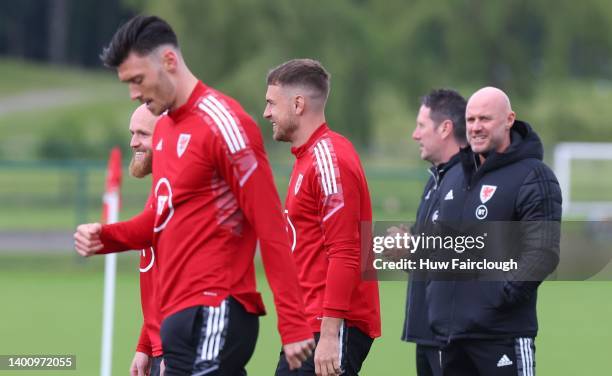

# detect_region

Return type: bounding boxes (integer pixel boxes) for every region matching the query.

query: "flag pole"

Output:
[100,147,122,376]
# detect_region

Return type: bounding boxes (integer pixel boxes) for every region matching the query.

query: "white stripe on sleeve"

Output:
[313,145,330,196]
[320,140,338,194]
[202,98,243,153]
[316,143,334,194]
[207,96,246,149]
[198,102,237,153]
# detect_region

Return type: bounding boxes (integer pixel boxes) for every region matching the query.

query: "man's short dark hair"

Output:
[100,15,178,68]
[421,89,467,144]
[267,59,331,101]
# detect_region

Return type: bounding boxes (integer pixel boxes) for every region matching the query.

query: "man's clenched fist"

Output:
[283,337,316,370]
[74,223,103,257]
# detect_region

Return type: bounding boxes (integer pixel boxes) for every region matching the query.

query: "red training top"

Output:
[99,81,311,345]
[285,123,381,338]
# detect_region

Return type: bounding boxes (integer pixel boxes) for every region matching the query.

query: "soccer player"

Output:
[400,89,466,376]
[126,104,164,376]
[263,59,381,376]
[75,104,164,376]
[74,15,314,375]
[428,87,561,375]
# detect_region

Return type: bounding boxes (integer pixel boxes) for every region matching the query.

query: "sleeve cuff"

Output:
[136,344,152,356]
[280,328,314,346]
[323,308,348,319]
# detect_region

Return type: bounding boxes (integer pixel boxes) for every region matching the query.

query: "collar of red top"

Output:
[167,81,208,122]
[291,123,329,158]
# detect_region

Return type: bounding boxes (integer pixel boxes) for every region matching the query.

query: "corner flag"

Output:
[100,147,122,376]
[102,147,122,223]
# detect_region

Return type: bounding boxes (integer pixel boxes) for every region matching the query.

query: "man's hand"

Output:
[283,338,315,370]
[386,224,410,237]
[314,335,341,376]
[315,317,343,376]
[130,352,151,376]
[384,224,412,262]
[74,223,103,256]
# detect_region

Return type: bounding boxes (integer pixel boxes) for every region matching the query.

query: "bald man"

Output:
[74,104,165,376]
[129,104,157,178]
[424,87,562,375]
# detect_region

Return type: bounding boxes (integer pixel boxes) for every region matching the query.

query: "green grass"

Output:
[0,253,610,375]
[570,159,612,201]
[1,59,611,374]
[0,59,117,98]
[0,163,428,230]
[1,151,611,230]
[3,156,612,230]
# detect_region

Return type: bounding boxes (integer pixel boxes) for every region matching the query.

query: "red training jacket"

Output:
[285,123,381,338]
[99,81,311,345]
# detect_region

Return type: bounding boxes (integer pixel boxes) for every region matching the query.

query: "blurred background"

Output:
[1,0,612,375]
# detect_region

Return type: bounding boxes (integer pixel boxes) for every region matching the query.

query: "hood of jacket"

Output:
[460,120,543,185]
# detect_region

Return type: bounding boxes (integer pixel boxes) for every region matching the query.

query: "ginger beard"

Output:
[129,148,152,178]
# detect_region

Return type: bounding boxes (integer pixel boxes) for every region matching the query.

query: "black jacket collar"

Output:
[460,120,543,186]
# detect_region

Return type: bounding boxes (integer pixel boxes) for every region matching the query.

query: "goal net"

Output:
[554,142,612,219]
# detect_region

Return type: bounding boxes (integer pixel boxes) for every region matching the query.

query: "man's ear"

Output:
[506,111,516,130]
[160,48,178,72]
[438,119,454,140]
[294,95,306,116]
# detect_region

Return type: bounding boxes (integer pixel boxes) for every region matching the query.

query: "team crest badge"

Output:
[479,185,497,204]
[294,174,304,195]
[177,133,191,158]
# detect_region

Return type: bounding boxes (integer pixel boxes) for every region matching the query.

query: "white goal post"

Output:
[554,142,612,218]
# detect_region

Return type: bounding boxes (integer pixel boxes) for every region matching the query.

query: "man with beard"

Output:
[129,104,156,179]
[263,59,381,376]
[127,104,164,376]
[75,104,164,376]
[74,15,314,375]
[127,104,165,376]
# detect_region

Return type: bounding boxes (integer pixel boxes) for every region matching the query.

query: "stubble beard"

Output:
[274,117,298,143]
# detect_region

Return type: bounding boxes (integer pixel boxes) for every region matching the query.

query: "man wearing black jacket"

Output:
[397,89,467,376]
[428,87,562,375]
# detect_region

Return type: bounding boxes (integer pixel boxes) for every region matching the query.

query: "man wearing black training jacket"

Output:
[396,89,466,376]
[428,86,562,376]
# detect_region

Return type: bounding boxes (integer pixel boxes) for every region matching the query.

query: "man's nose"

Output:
[130,135,139,148]
[129,84,141,101]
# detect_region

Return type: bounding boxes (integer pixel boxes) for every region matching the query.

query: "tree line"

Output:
[2,0,611,147]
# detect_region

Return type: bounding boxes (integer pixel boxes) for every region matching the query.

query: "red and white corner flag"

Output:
[102,147,122,224]
[100,147,122,376]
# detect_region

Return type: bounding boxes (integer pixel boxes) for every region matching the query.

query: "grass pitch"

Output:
[0,253,610,375]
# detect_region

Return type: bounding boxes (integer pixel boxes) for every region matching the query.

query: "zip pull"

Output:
[427,167,439,189]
